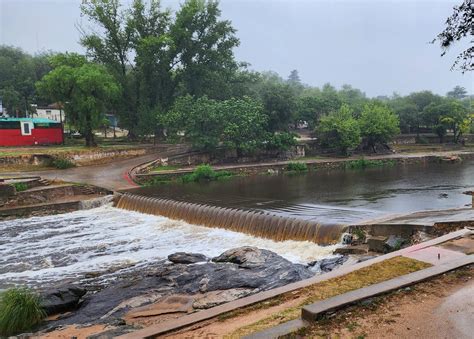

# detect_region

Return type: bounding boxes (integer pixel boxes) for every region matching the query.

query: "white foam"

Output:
[0,205,339,286]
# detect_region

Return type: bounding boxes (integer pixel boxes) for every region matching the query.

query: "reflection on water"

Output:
[130,160,474,224]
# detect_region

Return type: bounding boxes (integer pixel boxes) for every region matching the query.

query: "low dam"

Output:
[115,194,347,245]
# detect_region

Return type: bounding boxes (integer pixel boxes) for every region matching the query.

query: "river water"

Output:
[132,160,474,224]
[1,160,472,289]
[0,206,338,289]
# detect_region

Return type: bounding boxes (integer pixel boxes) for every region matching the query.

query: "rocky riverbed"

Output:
[38,247,348,335]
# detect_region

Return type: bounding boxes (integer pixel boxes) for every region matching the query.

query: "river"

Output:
[1,160,472,288]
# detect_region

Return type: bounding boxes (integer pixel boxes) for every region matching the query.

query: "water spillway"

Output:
[114,194,347,245]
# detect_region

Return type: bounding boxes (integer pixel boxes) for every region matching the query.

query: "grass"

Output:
[298,264,474,338]
[51,157,76,169]
[12,182,28,192]
[181,164,233,183]
[345,158,396,170]
[286,162,308,172]
[0,287,46,336]
[226,256,430,337]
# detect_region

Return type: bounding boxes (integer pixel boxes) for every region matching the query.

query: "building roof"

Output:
[0,117,59,123]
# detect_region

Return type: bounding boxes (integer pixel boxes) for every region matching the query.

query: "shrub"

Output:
[0,287,46,336]
[12,182,28,192]
[52,157,75,169]
[265,132,297,151]
[345,158,395,170]
[181,164,232,183]
[286,162,308,172]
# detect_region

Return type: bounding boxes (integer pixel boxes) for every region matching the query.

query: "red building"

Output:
[0,118,63,146]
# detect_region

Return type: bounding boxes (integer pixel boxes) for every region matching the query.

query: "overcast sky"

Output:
[1,0,472,97]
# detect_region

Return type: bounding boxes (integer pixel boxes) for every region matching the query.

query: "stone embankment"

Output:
[134,150,474,184]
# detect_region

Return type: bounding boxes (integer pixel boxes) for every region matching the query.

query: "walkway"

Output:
[0,153,159,191]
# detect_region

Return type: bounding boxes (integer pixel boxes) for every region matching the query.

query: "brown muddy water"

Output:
[129,160,474,225]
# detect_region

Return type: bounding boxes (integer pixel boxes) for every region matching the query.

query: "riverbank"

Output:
[134,149,474,185]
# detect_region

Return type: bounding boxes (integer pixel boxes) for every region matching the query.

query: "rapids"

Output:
[0,205,339,289]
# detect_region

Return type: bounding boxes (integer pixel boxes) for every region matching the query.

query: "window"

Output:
[20,121,33,135]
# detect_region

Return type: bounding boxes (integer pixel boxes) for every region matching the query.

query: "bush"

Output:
[12,182,28,192]
[0,287,46,336]
[286,162,308,172]
[52,157,75,169]
[181,164,232,183]
[345,158,395,170]
[265,132,297,151]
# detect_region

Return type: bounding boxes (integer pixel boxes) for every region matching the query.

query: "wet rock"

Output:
[341,233,353,245]
[125,294,194,318]
[385,235,407,252]
[168,252,208,264]
[308,255,348,273]
[212,246,277,268]
[51,247,313,326]
[40,285,87,315]
[193,288,254,309]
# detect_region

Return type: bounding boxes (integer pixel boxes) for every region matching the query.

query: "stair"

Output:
[76,185,96,195]
[38,178,50,186]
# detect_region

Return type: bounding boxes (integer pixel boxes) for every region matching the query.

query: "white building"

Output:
[34,103,65,123]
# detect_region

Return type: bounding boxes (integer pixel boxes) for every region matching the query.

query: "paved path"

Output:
[0,153,160,191]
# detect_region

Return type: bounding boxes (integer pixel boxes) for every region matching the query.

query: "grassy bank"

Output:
[215,256,430,337]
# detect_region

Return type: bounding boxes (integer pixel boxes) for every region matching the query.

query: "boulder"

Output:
[212,246,274,268]
[192,288,254,309]
[385,235,407,252]
[168,252,208,264]
[52,247,313,326]
[308,255,348,273]
[40,285,87,315]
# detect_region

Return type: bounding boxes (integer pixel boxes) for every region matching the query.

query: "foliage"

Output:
[286,162,308,172]
[438,100,471,143]
[316,104,360,155]
[164,95,270,155]
[11,182,28,192]
[52,157,76,169]
[359,102,400,150]
[447,85,468,99]
[80,0,240,138]
[181,164,232,182]
[434,0,473,72]
[265,132,297,151]
[345,158,395,170]
[36,53,120,146]
[0,287,46,336]
[0,46,53,116]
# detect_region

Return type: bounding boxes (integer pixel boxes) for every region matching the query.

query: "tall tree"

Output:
[447,85,468,99]
[36,53,120,146]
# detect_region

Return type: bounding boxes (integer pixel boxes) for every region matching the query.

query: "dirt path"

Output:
[302,265,474,339]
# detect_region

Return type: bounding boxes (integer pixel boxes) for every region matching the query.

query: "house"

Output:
[0,118,63,146]
[34,103,65,123]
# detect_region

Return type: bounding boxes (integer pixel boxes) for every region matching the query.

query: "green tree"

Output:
[316,104,360,155]
[438,100,471,143]
[359,102,400,151]
[36,53,120,146]
[447,85,468,99]
[0,46,52,116]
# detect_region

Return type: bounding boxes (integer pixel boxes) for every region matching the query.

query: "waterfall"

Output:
[114,193,347,245]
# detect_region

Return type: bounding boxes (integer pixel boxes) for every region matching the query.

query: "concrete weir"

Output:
[114,193,347,245]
